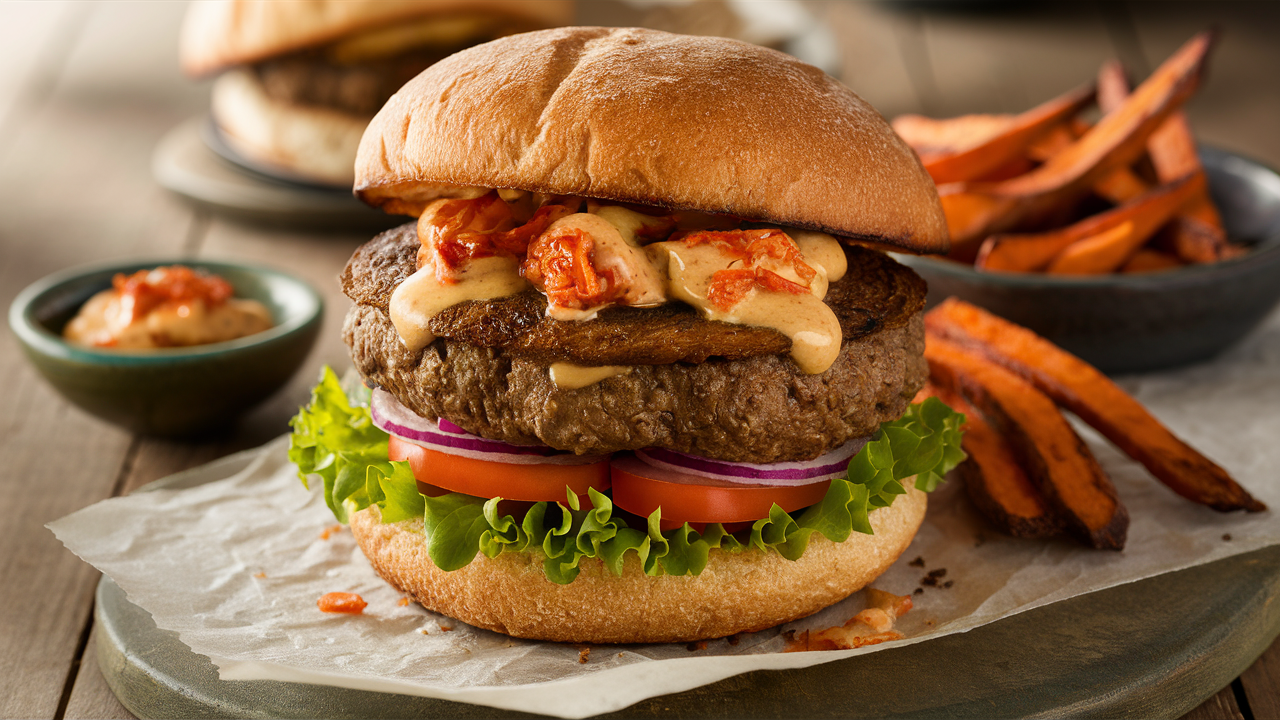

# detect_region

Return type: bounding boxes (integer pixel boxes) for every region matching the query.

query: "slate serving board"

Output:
[95,543,1280,719]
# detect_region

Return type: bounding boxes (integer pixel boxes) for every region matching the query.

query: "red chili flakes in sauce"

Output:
[317,592,367,614]
[678,229,816,311]
[112,266,233,324]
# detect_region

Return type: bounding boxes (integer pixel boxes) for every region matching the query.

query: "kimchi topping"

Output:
[317,592,368,614]
[63,265,272,349]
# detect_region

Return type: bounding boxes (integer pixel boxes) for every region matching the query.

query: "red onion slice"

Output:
[370,389,607,467]
[633,436,868,487]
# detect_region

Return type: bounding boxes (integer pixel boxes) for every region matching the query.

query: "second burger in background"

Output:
[180,0,572,186]
[292,27,965,644]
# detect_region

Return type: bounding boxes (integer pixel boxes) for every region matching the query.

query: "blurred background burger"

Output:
[179,0,573,187]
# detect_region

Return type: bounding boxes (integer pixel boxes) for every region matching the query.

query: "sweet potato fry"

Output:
[1025,123,1077,163]
[1096,59,1131,118]
[1120,247,1183,273]
[924,299,1266,513]
[1046,221,1141,275]
[921,84,1096,185]
[1154,215,1228,263]
[940,32,1215,257]
[917,381,1061,539]
[891,113,1015,161]
[976,172,1203,273]
[925,337,1128,550]
[1091,166,1151,205]
[1027,113,1152,205]
[1097,56,1227,262]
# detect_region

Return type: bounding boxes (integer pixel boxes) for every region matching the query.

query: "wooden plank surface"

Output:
[0,1,197,717]
[1,2,1277,719]
[1184,685,1246,720]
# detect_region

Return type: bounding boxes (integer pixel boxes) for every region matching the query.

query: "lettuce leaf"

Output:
[290,370,966,584]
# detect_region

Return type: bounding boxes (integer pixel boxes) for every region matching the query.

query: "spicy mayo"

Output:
[63,266,272,349]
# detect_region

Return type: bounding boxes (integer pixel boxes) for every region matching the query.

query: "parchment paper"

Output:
[50,311,1280,718]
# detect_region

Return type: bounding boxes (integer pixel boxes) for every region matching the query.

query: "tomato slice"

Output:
[387,435,611,503]
[610,455,831,531]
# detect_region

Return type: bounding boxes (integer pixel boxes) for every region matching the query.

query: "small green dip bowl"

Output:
[9,260,323,437]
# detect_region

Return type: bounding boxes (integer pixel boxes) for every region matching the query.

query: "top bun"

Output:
[181,0,574,76]
[355,27,948,254]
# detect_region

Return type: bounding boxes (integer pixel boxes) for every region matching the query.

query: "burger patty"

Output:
[342,223,929,463]
[341,222,927,364]
[255,51,446,116]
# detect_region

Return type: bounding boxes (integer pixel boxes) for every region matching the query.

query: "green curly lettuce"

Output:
[290,368,966,584]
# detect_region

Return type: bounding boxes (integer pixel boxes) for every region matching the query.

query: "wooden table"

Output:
[2,2,1276,718]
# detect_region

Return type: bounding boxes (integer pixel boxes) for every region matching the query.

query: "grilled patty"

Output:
[255,51,446,116]
[342,222,929,462]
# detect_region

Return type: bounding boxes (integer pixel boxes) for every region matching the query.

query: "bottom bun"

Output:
[348,482,927,644]
[211,68,368,186]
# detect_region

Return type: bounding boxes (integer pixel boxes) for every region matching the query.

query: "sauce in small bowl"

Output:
[9,260,323,436]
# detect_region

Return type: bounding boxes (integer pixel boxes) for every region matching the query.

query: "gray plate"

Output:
[96,544,1280,718]
[151,118,402,231]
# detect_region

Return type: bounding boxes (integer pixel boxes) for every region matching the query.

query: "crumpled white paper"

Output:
[49,310,1280,719]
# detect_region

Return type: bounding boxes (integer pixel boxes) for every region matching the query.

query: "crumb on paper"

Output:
[398,597,411,607]
[577,646,591,664]
[943,580,954,589]
[913,588,923,595]
[908,556,925,568]
[419,628,429,635]
[1223,533,1233,541]
[253,572,266,579]
[438,624,454,632]
[686,640,707,652]
[785,588,912,652]
[317,592,367,615]
[921,568,947,587]
[319,524,344,540]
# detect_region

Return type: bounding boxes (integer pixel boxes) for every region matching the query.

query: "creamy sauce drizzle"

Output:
[389,255,528,352]
[647,234,845,374]
[792,230,848,282]
[64,292,271,349]
[384,189,850,374]
[548,362,633,390]
[540,213,666,320]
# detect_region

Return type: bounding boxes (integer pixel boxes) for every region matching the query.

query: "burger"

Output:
[290,27,965,644]
[179,0,572,186]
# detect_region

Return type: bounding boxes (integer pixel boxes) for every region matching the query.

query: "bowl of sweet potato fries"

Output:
[894,32,1280,374]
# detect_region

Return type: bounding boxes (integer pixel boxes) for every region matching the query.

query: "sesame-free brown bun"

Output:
[348,481,927,643]
[180,0,574,76]
[355,27,949,254]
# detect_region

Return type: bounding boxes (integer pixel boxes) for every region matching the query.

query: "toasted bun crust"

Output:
[348,482,926,643]
[211,68,368,186]
[181,0,573,76]
[354,27,948,254]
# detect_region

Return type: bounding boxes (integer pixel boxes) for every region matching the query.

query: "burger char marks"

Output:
[342,222,926,367]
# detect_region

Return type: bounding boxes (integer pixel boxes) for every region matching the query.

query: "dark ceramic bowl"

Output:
[9,260,323,437]
[901,147,1280,374]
